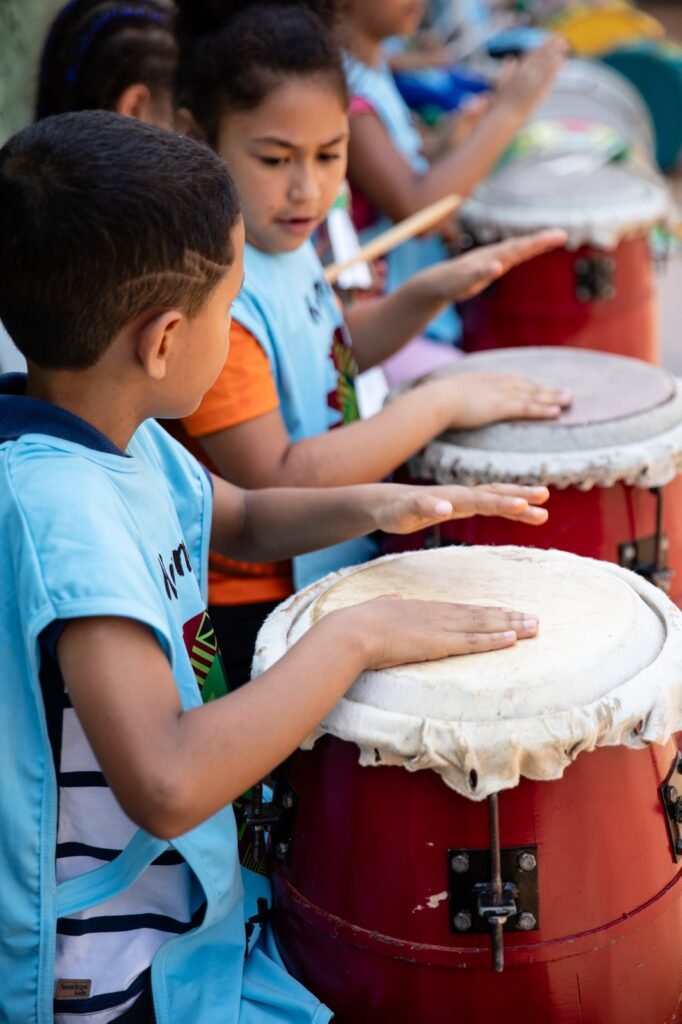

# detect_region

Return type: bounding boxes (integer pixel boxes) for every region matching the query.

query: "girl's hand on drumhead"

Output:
[424,230,567,303]
[373,483,549,533]
[434,370,572,429]
[352,598,539,670]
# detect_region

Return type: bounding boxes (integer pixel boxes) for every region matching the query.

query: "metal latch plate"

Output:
[448,846,539,934]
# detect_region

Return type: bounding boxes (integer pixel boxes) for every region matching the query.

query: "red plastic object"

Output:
[460,238,660,364]
[437,474,682,606]
[272,735,682,1024]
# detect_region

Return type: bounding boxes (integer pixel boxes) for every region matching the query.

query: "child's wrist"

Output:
[409,265,450,308]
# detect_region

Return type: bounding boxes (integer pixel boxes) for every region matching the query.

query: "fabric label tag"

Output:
[55,978,92,999]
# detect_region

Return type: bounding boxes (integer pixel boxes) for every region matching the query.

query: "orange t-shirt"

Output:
[181,321,294,607]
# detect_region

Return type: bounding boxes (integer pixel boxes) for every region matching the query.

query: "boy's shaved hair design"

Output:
[0,110,241,369]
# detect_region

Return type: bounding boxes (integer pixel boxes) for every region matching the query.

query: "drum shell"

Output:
[272,735,682,1024]
[460,237,659,364]
[435,475,682,605]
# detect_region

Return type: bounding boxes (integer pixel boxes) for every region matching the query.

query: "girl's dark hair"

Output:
[36,0,177,120]
[174,0,347,147]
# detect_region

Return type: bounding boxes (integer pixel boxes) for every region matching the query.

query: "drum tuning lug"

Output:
[663,785,679,806]
[660,752,682,863]
[241,779,298,870]
[575,254,616,303]
[448,842,539,939]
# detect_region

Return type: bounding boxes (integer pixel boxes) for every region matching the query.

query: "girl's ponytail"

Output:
[36,0,176,120]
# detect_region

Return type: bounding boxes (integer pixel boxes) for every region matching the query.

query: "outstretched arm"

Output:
[345,230,567,369]
[209,476,550,563]
[347,38,566,223]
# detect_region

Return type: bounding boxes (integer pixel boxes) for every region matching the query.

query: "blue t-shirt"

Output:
[232,240,378,589]
[0,374,331,1024]
[345,54,460,345]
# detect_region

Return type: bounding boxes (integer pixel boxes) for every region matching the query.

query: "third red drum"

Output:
[409,346,682,603]
[457,120,670,364]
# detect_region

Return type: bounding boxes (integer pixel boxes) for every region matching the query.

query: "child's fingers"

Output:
[448,631,519,655]
[476,484,550,505]
[406,488,549,526]
[486,230,567,271]
[465,488,550,523]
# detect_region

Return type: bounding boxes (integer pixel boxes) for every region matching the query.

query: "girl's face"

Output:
[216,76,348,255]
[344,0,426,41]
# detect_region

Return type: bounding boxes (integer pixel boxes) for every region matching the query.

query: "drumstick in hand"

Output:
[324,194,462,285]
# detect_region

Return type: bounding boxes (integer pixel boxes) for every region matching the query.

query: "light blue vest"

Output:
[345,54,460,345]
[232,241,378,589]
[0,384,330,1024]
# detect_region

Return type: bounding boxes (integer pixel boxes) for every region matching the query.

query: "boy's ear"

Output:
[135,311,184,381]
[115,83,155,123]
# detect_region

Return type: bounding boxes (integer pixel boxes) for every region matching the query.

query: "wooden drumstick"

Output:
[324,194,462,285]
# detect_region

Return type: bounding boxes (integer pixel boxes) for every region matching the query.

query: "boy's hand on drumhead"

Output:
[353,599,538,670]
[425,230,567,303]
[373,483,549,533]
[434,370,572,429]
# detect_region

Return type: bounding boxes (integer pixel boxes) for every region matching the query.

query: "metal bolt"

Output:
[517,851,537,873]
[274,842,289,861]
[517,912,537,931]
[622,544,637,565]
[664,785,680,806]
[453,910,472,932]
[451,853,470,874]
[281,792,294,810]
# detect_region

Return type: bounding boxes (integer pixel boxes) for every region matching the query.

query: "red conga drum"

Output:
[254,547,682,1024]
[409,346,682,604]
[457,122,670,364]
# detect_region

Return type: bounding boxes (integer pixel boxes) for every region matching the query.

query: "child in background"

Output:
[36,0,177,126]
[172,0,570,686]
[338,0,566,342]
[0,109,548,1023]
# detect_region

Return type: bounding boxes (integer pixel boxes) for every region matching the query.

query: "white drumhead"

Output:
[534,59,655,158]
[410,348,682,489]
[253,547,682,800]
[460,128,670,249]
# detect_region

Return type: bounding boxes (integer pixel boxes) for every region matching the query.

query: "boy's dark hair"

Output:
[174,0,347,147]
[36,0,177,120]
[0,110,240,370]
